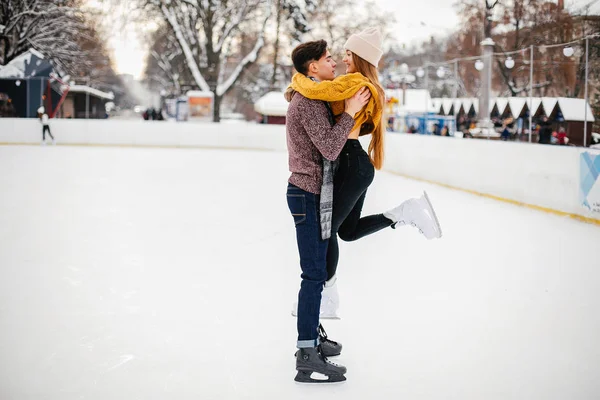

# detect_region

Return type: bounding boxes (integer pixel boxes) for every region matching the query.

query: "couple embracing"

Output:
[285,27,442,383]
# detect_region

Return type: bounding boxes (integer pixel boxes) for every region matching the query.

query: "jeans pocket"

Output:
[357,154,375,180]
[287,194,306,225]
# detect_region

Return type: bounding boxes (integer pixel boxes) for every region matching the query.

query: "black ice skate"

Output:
[318,323,342,357]
[294,346,347,383]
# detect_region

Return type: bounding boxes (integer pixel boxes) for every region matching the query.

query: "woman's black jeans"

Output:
[326,139,392,280]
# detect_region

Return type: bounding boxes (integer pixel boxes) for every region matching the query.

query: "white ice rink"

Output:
[1,143,599,400]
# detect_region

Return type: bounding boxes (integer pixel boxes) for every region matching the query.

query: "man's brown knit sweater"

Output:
[286,92,354,194]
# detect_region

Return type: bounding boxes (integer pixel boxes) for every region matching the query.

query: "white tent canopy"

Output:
[431,96,595,122]
[442,98,454,115]
[541,98,558,116]
[530,98,542,115]
[254,92,288,117]
[432,98,443,114]
[494,98,509,115]
[557,98,595,122]
[507,98,527,117]
[386,89,436,113]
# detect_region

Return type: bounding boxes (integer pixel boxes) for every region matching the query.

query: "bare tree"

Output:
[484,0,500,37]
[449,0,597,99]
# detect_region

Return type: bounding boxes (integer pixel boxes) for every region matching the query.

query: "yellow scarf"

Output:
[287,72,382,135]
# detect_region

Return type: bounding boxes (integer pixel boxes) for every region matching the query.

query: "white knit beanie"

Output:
[343,27,383,67]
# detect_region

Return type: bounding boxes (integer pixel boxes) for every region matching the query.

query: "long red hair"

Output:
[352,53,385,170]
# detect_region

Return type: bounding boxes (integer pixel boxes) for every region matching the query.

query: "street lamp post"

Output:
[478,38,495,139]
[423,64,429,133]
[584,36,589,147]
[473,41,494,139]
[391,63,415,107]
[560,34,598,147]
[529,45,533,143]
[453,60,459,99]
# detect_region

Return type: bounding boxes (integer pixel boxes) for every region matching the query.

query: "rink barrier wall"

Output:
[382,134,600,226]
[388,171,600,225]
[1,118,599,226]
[0,118,288,152]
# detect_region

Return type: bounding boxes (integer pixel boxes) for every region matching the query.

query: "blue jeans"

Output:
[287,183,328,348]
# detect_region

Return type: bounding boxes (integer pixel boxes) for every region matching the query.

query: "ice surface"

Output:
[0,144,599,399]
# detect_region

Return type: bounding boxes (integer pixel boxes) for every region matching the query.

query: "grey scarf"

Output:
[320,101,338,240]
[301,76,338,240]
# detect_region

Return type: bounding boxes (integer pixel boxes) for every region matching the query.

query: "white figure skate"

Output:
[384,191,442,239]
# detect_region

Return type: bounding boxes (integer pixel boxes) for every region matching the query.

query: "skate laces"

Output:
[318,324,339,346]
[317,344,341,367]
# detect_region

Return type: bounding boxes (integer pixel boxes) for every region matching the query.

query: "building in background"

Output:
[0,49,65,118]
[57,85,114,119]
[254,92,288,124]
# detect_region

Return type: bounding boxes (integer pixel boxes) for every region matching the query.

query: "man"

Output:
[285,40,370,383]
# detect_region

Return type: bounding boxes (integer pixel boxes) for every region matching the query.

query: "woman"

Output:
[289,28,442,319]
[38,106,55,145]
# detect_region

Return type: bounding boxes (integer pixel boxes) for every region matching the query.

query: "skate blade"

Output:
[291,309,341,320]
[319,313,341,320]
[294,371,346,383]
[422,191,442,238]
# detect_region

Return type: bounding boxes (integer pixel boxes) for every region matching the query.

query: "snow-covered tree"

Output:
[144,24,190,95]
[270,0,315,88]
[0,0,90,74]
[141,0,273,122]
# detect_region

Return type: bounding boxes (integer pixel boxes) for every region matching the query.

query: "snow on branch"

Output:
[161,3,211,92]
[214,1,252,52]
[216,2,272,96]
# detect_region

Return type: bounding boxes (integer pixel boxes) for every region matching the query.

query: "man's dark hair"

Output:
[291,40,328,75]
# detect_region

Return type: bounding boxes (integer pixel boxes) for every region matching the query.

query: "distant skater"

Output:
[38,107,55,145]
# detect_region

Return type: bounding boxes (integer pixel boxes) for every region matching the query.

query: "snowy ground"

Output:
[0,144,599,400]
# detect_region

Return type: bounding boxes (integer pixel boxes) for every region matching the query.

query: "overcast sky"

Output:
[368,0,460,48]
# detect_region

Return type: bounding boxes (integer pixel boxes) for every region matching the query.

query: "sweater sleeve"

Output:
[297,98,354,161]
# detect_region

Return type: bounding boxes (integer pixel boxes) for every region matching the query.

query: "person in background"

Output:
[557,127,568,145]
[37,107,55,145]
[538,116,552,144]
[591,132,600,149]
[501,126,510,141]
[501,117,514,141]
